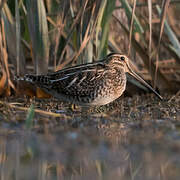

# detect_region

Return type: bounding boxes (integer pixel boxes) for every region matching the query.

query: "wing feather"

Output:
[43,62,108,97]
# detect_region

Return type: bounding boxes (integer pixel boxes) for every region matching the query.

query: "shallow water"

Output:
[0,94,180,180]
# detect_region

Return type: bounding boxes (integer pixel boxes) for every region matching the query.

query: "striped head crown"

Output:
[105,53,130,72]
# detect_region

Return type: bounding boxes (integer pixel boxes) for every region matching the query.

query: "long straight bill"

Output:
[128,68,163,100]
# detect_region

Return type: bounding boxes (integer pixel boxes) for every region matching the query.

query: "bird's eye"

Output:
[120,56,125,61]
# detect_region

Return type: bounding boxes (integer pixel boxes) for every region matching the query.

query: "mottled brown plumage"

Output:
[17,53,162,106]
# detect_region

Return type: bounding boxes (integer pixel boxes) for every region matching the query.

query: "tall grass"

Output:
[0,0,179,96]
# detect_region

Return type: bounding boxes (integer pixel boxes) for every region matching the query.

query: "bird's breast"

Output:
[88,72,127,105]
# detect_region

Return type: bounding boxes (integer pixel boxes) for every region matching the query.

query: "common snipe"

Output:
[17,53,162,106]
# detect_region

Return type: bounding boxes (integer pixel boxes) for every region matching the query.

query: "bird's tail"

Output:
[15,74,46,84]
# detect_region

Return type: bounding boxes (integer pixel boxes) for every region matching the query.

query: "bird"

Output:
[16,53,163,106]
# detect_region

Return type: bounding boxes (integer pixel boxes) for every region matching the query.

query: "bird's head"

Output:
[106,53,130,72]
[105,53,163,100]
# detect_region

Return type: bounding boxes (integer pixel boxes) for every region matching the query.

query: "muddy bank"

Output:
[0,93,179,179]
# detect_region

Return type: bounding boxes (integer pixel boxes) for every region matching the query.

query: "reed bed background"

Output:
[0,0,179,97]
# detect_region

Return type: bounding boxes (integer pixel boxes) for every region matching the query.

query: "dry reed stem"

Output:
[128,0,136,56]
[154,0,171,88]
[0,100,64,118]
[168,90,180,103]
